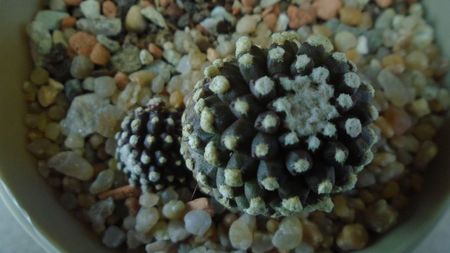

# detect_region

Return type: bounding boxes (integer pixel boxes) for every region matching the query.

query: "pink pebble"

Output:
[313,0,342,20]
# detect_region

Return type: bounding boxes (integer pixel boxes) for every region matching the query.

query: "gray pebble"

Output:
[48,151,94,181]
[141,6,167,28]
[87,198,115,233]
[70,55,94,79]
[82,77,96,91]
[35,10,69,30]
[94,76,117,98]
[80,0,101,19]
[102,226,126,249]
[184,210,212,236]
[64,79,83,101]
[76,18,122,36]
[49,0,66,11]
[112,46,142,73]
[97,35,121,52]
[27,21,53,55]
[90,169,115,194]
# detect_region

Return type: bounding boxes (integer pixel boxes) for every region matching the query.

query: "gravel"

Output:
[23,0,449,252]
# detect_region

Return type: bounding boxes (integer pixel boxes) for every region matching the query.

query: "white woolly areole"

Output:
[130,119,141,132]
[148,171,160,182]
[337,94,353,109]
[164,135,173,143]
[311,67,330,84]
[255,143,269,157]
[254,76,275,96]
[224,169,243,187]
[307,136,321,151]
[332,52,348,62]
[235,36,252,56]
[200,108,215,133]
[223,135,239,150]
[268,47,285,61]
[294,54,311,70]
[283,132,299,145]
[293,158,310,173]
[271,31,299,45]
[275,76,338,137]
[335,149,347,163]
[140,153,151,164]
[261,177,279,191]
[194,98,205,114]
[322,123,337,137]
[369,105,379,120]
[344,72,361,89]
[219,185,233,198]
[204,141,220,166]
[282,197,303,212]
[318,180,333,194]
[247,197,267,215]
[233,98,249,115]
[188,135,200,149]
[345,118,362,138]
[238,53,253,67]
[210,75,230,94]
[262,114,278,129]
[204,65,219,78]
[306,34,334,53]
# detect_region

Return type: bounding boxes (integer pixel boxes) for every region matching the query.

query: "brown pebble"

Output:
[287,4,316,29]
[64,0,81,6]
[125,197,140,216]
[61,16,76,28]
[340,7,363,26]
[102,0,118,18]
[383,106,413,136]
[337,224,368,250]
[148,43,163,58]
[98,185,141,200]
[159,0,172,7]
[302,219,324,248]
[187,198,214,215]
[90,43,111,66]
[223,213,238,227]
[313,0,342,20]
[263,13,278,31]
[169,90,184,108]
[165,2,183,17]
[241,0,254,13]
[114,72,129,90]
[69,32,97,56]
[375,0,393,8]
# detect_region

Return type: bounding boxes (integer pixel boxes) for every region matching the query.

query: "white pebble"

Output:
[184,210,212,236]
[236,15,260,34]
[272,216,303,251]
[135,207,160,233]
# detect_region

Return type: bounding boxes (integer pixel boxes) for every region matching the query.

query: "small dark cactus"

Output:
[181,33,379,217]
[115,99,192,191]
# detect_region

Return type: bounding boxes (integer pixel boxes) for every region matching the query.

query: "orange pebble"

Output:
[61,16,76,28]
[69,32,97,56]
[169,90,184,108]
[90,43,111,66]
[287,4,317,29]
[313,0,342,20]
[114,72,129,90]
[64,0,81,6]
[148,43,163,58]
[187,198,214,216]
[102,0,117,18]
[98,185,141,200]
[241,0,254,13]
[375,0,393,8]
[263,13,278,31]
